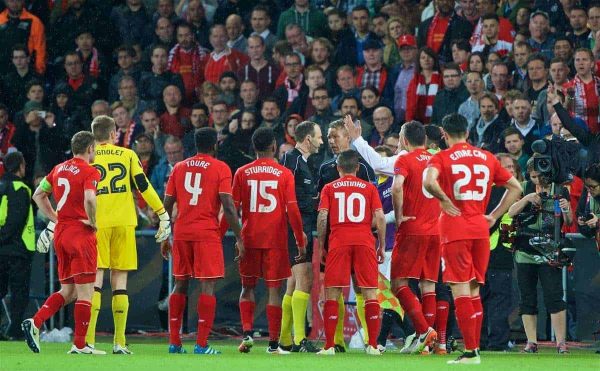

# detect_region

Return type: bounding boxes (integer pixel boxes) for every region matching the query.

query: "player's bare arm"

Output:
[317,209,328,264]
[132,159,171,242]
[159,195,176,260]
[424,167,461,216]
[32,183,58,223]
[82,189,97,230]
[220,193,245,261]
[487,177,523,226]
[374,208,386,264]
[391,174,406,228]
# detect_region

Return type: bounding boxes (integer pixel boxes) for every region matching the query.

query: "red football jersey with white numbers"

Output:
[393,148,441,235]
[427,142,512,243]
[319,175,382,247]
[165,154,232,240]
[233,158,300,249]
[45,158,100,226]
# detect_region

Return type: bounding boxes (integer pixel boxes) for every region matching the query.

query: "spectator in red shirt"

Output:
[204,24,249,84]
[0,104,16,159]
[159,85,191,139]
[563,48,600,134]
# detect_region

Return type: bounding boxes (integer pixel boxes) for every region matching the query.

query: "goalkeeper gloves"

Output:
[36,221,55,253]
[155,210,171,243]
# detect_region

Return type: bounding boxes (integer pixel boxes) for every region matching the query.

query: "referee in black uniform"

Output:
[279,121,323,352]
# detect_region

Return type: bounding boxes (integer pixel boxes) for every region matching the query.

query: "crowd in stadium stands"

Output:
[1,0,600,348]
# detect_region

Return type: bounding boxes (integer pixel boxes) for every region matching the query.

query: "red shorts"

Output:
[172,238,224,279]
[441,239,490,284]
[324,244,377,288]
[54,223,97,284]
[239,248,290,288]
[391,234,440,282]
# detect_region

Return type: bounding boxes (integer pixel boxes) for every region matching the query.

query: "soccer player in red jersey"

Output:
[23,131,105,354]
[424,113,522,364]
[391,121,441,354]
[162,127,244,355]
[230,127,307,354]
[316,149,386,356]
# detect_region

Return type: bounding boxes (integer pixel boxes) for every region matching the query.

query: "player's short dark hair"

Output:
[425,124,443,146]
[71,131,95,155]
[584,163,600,182]
[3,151,24,174]
[252,127,276,152]
[195,127,217,154]
[295,121,317,143]
[401,121,426,146]
[91,115,116,141]
[441,113,469,138]
[336,149,359,174]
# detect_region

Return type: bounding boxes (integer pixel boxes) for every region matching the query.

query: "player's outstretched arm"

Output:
[83,189,97,230]
[424,167,461,216]
[317,209,328,264]
[374,208,386,264]
[220,193,244,261]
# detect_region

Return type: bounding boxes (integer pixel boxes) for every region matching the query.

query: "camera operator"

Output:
[577,163,600,249]
[507,154,572,354]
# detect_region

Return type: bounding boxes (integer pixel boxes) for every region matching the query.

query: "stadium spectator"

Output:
[152,0,178,25]
[75,29,109,87]
[288,65,326,118]
[139,45,185,110]
[308,85,336,135]
[111,101,144,149]
[140,108,166,158]
[355,39,395,100]
[524,54,549,107]
[309,38,336,95]
[109,45,142,103]
[159,85,191,139]
[150,135,184,199]
[457,0,480,24]
[218,71,240,107]
[589,3,600,50]
[0,0,46,74]
[552,37,574,68]
[513,42,532,92]
[284,24,311,65]
[566,5,591,49]
[468,92,508,153]
[382,17,407,68]
[339,95,362,125]
[563,48,600,134]
[50,83,86,140]
[405,47,442,125]
[335,6,381,67]
[250,5,277,57]
[431,63,469,124]
[417,0,473,64]
[369,107,396,148]
[470,0,514,54]
[258,99,283,143]
[392,35,418,123]
[117,76,150,125]
[502,127,529,176]
[226,14,247,54]
[535,58,570,123]
[111,0,153,47]
[0,105,15,160]
[451,39,472,71]
[204,24,249,84]
[133,133,158,181]
[331,65,360,112]
[2,45,42,117]
[459,71,486,129]
[238,80,260,114]
[274,53,307,111]
[183,0,210,49]
[277,0,327,39]
[576,163,600,249]
[210,99,230,135]
[0,151,33,341]
[237,35,280,101]
[510,95,545,155]
[490,60,511,99]
[169,21,208,104]
[359,86,381,135]
[218,110,257,173]
[142,17,176,68]
[472,14,513,58]
[528,10,555,60]
[213,0,248,26]
[91,100,110,119]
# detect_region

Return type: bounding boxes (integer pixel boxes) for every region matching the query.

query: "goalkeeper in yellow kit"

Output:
[86,116,171,353]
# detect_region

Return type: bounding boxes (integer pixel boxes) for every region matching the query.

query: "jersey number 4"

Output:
[451,164,490,201]
[334,192,366,222]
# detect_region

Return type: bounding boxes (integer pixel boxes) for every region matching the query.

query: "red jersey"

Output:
[319,175,382,247]
[45,158,100,226]
[165,154,232,240]
[427,143,512,243]
[232,158,304,249]
[393,148,441,235]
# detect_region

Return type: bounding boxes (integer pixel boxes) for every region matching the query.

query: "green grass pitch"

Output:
[1,339,598,371]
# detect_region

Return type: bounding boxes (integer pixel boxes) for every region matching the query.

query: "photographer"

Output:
[577,163,600,249]
[508,155,572,354]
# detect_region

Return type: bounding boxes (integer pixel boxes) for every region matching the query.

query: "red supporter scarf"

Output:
[79,47,100,78]
[116,121,136,149]
[285,74,303,105]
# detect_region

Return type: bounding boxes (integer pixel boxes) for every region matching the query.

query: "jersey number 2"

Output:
[451,164,490,201]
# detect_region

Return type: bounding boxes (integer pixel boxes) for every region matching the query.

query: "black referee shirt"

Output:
[281,148,318,214]
[316,154,376,192]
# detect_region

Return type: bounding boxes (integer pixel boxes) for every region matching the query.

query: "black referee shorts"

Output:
[288,213,315,266]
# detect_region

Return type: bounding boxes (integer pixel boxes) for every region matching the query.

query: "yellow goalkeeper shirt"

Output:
[93,142,164,228]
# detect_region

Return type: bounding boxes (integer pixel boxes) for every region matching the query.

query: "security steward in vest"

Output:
[0,151,35,340]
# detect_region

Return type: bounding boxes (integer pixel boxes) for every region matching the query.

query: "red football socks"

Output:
[324,300,338,349]
[73,300,91,349]
[395,286,428,334]
[454,296,477,351]
[435,300,450,345]
[266,305,282,342]
[168,293,186,346]
[365,300,380,348]
[471,296,483,348]
[33,292,65,329]
[239,300,255,333]
[197,294,216,347]
[422,292,437,327]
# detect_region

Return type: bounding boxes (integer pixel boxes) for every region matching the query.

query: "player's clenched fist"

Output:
[234,238,245,261]
[155,210,171,242]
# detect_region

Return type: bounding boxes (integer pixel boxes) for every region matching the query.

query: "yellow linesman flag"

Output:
[376,272,404,318]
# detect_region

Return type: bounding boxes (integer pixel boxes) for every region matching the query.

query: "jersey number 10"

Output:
[334,192,366,223]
